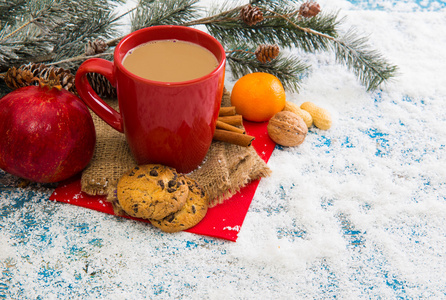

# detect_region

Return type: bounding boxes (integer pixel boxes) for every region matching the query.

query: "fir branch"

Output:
[131,0,201,32]
[226,45,308,92]
[202,2,396,91]
[51,11,118,63]
[0,0,66,70]
[204,9,339,52]
[0,24,53,72]
[331,29,398,91]
[0,0,397,92]
[250,0,301,10]
[0,0,124,71]
[103,7,139,47]
[51,1,123,55]
[183,0,243,26]
[46,52,114,67]
[260,7,397,91]
[0,0,27,26]
[1,19,35,41]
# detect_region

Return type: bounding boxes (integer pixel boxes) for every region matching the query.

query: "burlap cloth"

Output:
[80,88,271,213]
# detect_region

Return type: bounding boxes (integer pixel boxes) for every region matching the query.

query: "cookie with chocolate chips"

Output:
[150,177,209,233]
[117,164,188,220]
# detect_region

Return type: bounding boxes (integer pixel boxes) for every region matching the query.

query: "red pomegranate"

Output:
[0,85,96,183]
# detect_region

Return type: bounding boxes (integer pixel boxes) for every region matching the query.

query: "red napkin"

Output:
[49,121,275,241]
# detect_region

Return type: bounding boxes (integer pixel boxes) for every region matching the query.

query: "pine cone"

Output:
[255,44,280,63]
[87,73,116,99]
[4,66,36,90]
[85,38,108,56]
[39,65,76,93]
[4,63,76,93]
[240,4,264,26]
[299,1,321,18]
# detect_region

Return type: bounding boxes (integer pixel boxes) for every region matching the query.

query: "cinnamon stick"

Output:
[213,129,254,147]
[218,115,243,126]
[219,106,237,116]
[216,120,245,134]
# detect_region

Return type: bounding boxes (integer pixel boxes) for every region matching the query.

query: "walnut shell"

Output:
[267,111,308,146]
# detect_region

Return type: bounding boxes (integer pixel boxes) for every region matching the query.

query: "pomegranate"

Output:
[0,85,96,183]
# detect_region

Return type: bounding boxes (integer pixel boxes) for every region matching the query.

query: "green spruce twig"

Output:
[45,52,114,67]
[0,0,124,71]
[226,46,308,92]
[199,2,396,91]
[260,7,397,91]
[0,0,397,93]
[130,0,201,32]
[331,29,398,91]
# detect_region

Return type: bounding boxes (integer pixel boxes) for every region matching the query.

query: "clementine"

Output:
[230,72,286,122]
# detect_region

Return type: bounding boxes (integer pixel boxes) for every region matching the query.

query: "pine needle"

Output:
[131,0,201,32]
[0,0,397,92]
[203,2,396,91]
[330,29,398,91]
[0,0,123,71]
[226,44,308,93]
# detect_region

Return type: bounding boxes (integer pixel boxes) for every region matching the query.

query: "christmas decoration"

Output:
[87,73,116,98]
[83,38,115,98]
[3,66,35,90]
[254,44,280,63]
[240,4,264,26]
[0,0,397,96]
[3,62,117,98]
[4,63,76,93]
[85,38,108,56]
[299,1,321,18]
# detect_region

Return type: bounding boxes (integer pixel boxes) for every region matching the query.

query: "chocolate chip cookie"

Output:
[117,164,188,220]
[150,177,209,233]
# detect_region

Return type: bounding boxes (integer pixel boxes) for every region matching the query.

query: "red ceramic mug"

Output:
[75,25,226,173]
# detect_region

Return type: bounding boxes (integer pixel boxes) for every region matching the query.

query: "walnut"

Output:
[267,111,308,146]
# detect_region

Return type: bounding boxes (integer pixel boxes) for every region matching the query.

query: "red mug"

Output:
[75,25,226,173]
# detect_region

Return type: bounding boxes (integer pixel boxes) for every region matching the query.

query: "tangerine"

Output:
[230,72,286,122]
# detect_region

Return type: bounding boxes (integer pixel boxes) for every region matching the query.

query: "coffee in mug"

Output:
[122,40,219,82]
[75,25,226,173]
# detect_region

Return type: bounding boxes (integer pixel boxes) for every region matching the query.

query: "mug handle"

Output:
[75,58,124,133]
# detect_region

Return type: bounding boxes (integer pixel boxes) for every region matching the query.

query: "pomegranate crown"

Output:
[36,69,63,91]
